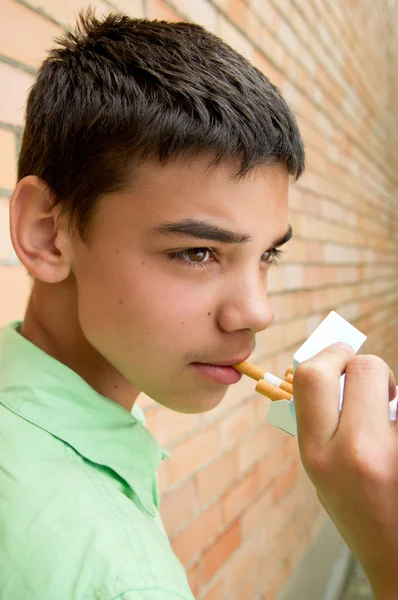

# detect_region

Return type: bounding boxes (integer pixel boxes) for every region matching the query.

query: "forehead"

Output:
[94,156,290,243]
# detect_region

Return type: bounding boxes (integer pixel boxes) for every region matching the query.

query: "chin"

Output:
[156,387,228,414]
[193,390,227,413]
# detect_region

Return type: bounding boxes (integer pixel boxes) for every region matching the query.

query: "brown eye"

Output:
[186,248,210,262]
[261,248,283,264]
[168,247,215,268]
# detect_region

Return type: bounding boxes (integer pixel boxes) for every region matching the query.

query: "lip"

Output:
[191,363,243,385]
[204,354,252,367]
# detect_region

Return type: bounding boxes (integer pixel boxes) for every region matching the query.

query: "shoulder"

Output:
[0,412,192,600]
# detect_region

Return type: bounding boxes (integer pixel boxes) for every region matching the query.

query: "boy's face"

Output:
[70,156,290,413]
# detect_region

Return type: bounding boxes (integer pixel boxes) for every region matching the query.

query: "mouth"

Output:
[190,355,250,386]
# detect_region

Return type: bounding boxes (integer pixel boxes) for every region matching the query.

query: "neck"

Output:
[21,278,140,412]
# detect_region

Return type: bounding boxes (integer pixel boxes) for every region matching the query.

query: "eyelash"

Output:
[168,247,284,268]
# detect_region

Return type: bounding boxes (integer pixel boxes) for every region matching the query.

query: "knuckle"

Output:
[294,361,327,391]
[345,439,388,482]
[346,354,388,378]
[346,443,369,473]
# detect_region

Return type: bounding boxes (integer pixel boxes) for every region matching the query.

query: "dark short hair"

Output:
[18,12,305,239]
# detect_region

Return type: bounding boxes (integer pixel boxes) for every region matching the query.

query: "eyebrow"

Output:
[151,219,251,244]
[151,219,293,248]
[273,224,293,247]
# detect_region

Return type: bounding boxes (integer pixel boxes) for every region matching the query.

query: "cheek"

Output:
[74,253,210,358]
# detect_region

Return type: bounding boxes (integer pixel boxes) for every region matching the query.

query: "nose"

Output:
[217,273,274,334]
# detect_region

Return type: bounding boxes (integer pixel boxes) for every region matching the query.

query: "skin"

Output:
[10,155,290,413]
[294,345,398,600]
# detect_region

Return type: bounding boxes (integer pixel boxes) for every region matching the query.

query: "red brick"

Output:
[0,266,31,325]
[307,507,328,543]
[0,130,17,189]
[234,575,258,600]
[249,0,278,28]
[109,0,145,18]
[0,197,17,264]
[229,0,246,27]
[266,265,284,294]
[209,0,230,9]
[160,478,197,535]
[157,459,169,495]
[169,426,220,485]
[0,63,34,126]
[187,561,200,598]
[252,394,270,425]
[241,487,274,539]
[224,535,261,596]
[262,508,310,572]
[258,26,281,65]
[0,0,62,68]
[272,459,299,502]
[220,403,255,449]
[260,561,292,600]
[196,448,239,506]
[200,376,256,429]
[146,0,183,20]
[145,405,201,445]
[221,466,258,524]
[202,520,241,582]
[287,530,312,571]
[255,322,286,356]
[282,238,307,263]
[218,15,254,60]
[258,423,285,456]
[306,240,325,262]
[251,50,285,88]
[170,0,218,31]
[278,19,299,54]
[200,578,224,600]
[172,503,221,566]
[238,425,271,473]
[282,436,299,459]
[27,0,113,25]
[245,9,262,43]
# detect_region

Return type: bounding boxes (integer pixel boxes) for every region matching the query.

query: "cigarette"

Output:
[256,379,292,401]
[279,380,294,394]
[233,361,293,401]
[233,362,265,380]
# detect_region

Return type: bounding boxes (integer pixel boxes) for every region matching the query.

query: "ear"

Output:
[10,176,72,283]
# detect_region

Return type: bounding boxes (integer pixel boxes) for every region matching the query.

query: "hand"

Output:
[293,344,398,600]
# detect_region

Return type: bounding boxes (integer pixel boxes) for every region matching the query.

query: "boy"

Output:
[0,11,304,599]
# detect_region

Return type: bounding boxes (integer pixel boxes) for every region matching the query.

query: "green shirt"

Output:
[0,322,195,600]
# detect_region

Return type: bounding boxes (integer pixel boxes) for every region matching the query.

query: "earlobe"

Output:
[10,175,71,283]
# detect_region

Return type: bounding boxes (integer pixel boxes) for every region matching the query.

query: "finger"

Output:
[294,342,355,449]
[340,355,393,438]
[385,368,398,428]
[388,369,397,403]
[389,370,398,428]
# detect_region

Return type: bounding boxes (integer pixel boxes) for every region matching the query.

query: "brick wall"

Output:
[1,1,398,599]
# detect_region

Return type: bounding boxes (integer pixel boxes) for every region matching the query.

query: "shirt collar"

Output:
[0,321,168,516]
